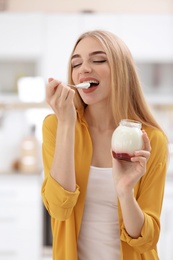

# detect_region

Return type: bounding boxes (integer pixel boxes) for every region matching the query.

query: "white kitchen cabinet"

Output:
[0,174,43,260]
[0,13,44,59]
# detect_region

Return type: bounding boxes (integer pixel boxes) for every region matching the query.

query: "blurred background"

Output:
[0,1,173,259]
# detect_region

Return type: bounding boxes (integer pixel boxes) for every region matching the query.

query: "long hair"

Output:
[67,30,162,131]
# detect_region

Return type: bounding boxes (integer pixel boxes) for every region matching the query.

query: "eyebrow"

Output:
[71,51,106,60]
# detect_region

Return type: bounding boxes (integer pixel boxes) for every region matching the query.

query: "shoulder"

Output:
[42,114,58,138]
[42,113,87,139]
[43,113,57,127]
[143,125,167,145]
[143,125,168,164]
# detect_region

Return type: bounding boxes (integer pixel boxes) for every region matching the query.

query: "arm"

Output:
[113,131,151,238]
[118,190,144,238]
[51,121,76,191]
[41,78,80,220]
[41,115,80,220]
[46,78,77,192]
[113,128,168,252]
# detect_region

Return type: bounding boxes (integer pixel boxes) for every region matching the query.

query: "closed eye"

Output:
[72,63,82,68]
[72,60,107,68]
[93,60,107,63]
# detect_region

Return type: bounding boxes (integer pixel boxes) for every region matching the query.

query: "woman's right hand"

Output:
[46,78,77,124]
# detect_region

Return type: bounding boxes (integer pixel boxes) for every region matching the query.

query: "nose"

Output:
[79,61,92,74]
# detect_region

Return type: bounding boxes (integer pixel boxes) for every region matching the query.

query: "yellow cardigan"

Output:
[41,111,168,260]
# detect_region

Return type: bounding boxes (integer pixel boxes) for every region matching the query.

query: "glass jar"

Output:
[111,119,143,161]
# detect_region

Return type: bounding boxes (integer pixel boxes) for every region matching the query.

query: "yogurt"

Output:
[112,119,143,161]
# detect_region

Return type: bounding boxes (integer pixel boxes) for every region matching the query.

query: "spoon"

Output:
[67,82,90,89]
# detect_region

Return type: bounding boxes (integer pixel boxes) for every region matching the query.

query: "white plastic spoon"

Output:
[67,82,90,89]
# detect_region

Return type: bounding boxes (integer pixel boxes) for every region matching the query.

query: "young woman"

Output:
[41,30,168,260]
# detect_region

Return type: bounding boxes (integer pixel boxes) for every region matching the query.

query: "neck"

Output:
[84,103,116,131]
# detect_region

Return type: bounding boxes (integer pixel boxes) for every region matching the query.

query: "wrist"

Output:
[117,188,134,201]
[58,120,76,130]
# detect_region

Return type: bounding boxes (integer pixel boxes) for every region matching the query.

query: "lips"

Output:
[82,84,98,93]
[80,77,99,93]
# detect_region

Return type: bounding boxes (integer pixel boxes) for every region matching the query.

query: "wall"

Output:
[6,0,173,13]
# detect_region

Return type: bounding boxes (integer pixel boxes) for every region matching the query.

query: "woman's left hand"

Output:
[112,130,151,197]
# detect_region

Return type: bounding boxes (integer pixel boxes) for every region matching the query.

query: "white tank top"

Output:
[77,166,120,260]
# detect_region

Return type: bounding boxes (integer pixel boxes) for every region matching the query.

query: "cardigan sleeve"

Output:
[41,114,80,221]
[119,128,168,254]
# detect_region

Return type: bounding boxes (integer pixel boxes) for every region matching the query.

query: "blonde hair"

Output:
[67,30,162,131]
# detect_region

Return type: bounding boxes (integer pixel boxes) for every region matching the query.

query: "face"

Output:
[71,37,111,106]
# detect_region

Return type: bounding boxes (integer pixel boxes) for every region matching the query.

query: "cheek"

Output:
[99,66,111,81]
[101,69,111,87]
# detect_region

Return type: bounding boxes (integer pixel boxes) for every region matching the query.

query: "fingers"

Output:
[131,153,148,178]
[46,78,72,102]
[130,131,151,167]
[48,77,54,83]
[57,85,75,104]
[46,78,62,101]
[142,130,151,152]
[46,78,75,113]
[130,131,151,171]
[134,149,150,160]
[131,152,149,166]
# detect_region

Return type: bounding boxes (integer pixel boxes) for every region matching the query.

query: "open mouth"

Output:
[85,80,99,88]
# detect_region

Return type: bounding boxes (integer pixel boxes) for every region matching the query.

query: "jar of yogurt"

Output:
[111,119,143,161]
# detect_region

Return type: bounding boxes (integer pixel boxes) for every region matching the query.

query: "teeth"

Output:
[86,80,99,84]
